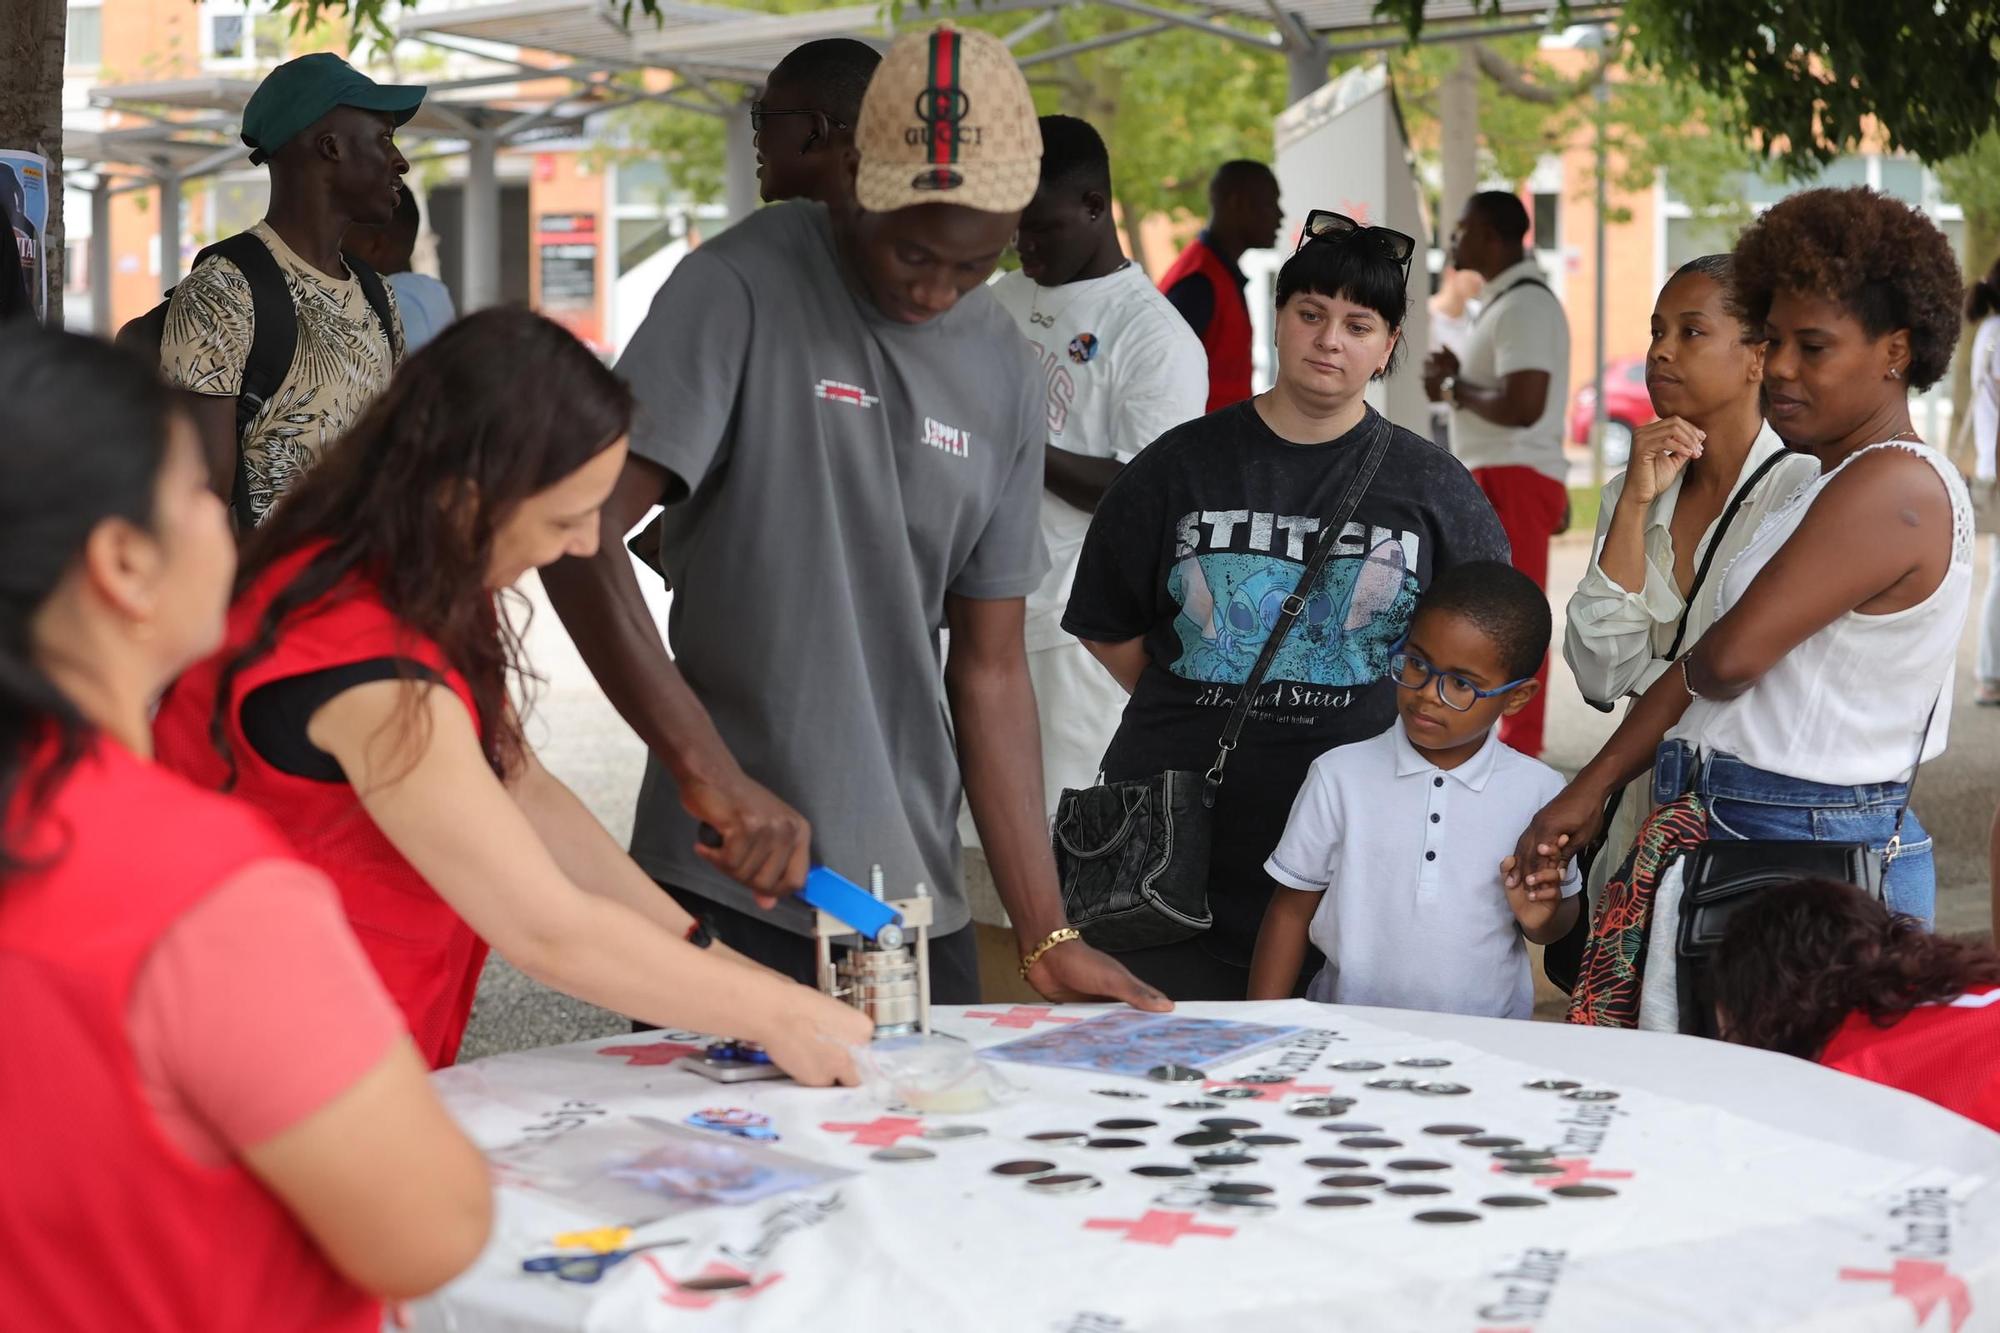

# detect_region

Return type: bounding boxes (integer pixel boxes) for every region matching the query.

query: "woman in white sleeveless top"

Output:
[1564,254,1820,907]
[1513,187,1974,924]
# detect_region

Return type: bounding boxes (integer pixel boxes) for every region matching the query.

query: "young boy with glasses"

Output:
[1248,560,1580,1016]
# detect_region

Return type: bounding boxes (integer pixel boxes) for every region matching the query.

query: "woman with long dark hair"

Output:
[1512,188,1975,925]
[0,328,489,1328]
[1713,879,2000,1131]
[154,307,872,1077]
[1063,213,1509,998]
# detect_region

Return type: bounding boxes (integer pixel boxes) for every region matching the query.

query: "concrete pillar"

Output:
[1439,44,1479,246]
[90,181,112,335]
[1285,40,1328,106]
[463,129,500,312]
[723,96,757,229]
[157,171,182,282]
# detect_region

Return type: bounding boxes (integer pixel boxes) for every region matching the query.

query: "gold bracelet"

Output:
[1018,927,1081,979]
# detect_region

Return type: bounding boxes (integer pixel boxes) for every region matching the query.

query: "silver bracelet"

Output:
[1679,655,1700,700]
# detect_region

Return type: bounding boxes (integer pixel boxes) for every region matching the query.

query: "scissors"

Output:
[521,1237,688,1284]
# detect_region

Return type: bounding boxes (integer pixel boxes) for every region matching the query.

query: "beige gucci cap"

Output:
[854,25,1043,215]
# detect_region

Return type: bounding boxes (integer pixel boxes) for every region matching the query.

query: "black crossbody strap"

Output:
[1203,413,1394,803]
[1884,695,1942,865]
[1661,448,1792,662]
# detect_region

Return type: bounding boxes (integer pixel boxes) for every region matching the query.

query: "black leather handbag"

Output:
[1672,701,1935,1039]
[1052,416,1393,953]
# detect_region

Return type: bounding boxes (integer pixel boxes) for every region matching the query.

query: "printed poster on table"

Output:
[0,149,50,324]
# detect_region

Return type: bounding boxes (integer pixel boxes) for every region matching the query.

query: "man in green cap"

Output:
[160,53,424,524]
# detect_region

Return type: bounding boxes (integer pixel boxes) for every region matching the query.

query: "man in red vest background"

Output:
[1158,160,1282,412]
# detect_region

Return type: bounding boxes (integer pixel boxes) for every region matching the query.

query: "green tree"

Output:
[1377,0,2000,173]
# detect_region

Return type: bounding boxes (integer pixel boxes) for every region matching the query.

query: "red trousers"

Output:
[1473,465,1568,758]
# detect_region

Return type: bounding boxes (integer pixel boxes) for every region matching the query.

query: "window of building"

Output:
[67,0,102,69]
[202,1,290,66]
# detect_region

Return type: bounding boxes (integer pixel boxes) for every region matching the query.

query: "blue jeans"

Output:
[1653,743,1935,925]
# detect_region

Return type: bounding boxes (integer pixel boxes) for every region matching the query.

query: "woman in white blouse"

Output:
[1513,188,1974,925]
[1563,254,1820,900]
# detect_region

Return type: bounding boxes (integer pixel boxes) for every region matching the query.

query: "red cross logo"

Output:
[1085,1209,1236,1247]
[820,1116,927,1147]
[644,1257,782,1309]
[963,1005,1081,1030]
[597,1040,705,1067]
[1838,1259,1973,1332]
[1493,1157,1636,1190]
[1201,1076,1332,1102]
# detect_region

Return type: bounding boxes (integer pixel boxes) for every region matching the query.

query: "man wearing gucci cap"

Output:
[546,26,1169,1014]
[158,53,421,523]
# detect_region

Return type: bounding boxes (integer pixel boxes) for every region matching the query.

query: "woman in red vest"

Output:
[1714,879,2000,1131]
[0,329,490,1330]
[154,307,871,1077]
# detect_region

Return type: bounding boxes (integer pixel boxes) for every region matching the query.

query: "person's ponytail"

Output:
[0,327,176,875]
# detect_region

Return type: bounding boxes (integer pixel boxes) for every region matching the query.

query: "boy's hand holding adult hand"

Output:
[1504,783,1608,894]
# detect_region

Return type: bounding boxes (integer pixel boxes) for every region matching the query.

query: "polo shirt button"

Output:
[1430,813,1441,823]
[1433,777,1444,788]
[1425,851,1437,861]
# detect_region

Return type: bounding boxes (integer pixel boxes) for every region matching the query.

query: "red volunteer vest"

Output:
[0,740,378,1332]
[154,544,490,1067]
[1158,237,1254,412]
[1819,986,2000,1132]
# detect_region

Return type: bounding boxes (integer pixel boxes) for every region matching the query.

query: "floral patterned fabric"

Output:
[1565,794,1709,1028]
[160,221,402,524]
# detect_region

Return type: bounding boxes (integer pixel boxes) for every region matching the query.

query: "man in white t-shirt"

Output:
[983,115,1207,829]
[1423,191,1570,757]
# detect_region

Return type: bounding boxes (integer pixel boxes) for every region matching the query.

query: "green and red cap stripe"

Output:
[927,28,962,167]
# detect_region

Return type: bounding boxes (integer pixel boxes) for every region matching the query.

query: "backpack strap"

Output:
[341,251,402,361]
[188,233,296,528]
[1471,275,1554,326]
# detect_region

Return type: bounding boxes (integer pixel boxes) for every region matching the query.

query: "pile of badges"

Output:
[956,1062,1627,1226]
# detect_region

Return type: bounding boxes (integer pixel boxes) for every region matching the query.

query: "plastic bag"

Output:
[853,1033,1021,1114]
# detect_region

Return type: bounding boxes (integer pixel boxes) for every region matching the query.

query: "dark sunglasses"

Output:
[749,102,846,137]
[1295,209,1417,275]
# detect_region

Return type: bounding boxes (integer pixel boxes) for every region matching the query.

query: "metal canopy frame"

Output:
[69,0,1622,321]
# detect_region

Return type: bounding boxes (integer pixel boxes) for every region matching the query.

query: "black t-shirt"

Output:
[1062,401,1510,957]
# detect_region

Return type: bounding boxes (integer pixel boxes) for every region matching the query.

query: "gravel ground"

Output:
[456,539,2000,1062]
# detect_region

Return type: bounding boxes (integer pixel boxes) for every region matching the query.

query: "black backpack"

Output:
[117,231,397,527]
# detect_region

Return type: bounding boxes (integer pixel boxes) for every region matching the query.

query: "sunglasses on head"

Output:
[1295,209,1418,274]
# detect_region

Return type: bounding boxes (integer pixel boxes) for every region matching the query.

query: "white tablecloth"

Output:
[408,1002,2000,1333]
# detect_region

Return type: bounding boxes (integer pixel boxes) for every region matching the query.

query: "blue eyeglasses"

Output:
[1387,638,1534,712]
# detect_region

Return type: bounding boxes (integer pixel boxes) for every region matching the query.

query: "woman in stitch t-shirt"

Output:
[1063,219,1510,999]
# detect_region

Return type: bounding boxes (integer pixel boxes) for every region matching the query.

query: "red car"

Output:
[1569,356,1656,468]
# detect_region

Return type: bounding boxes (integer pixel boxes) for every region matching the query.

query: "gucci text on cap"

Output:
[855,25,1042,215]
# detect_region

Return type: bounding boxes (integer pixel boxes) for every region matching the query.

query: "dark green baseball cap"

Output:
[241,53,425,165]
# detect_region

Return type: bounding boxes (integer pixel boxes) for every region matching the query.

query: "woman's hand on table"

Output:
[1504,782,1610,894]
[1026,940,1173,1012]
[758,989,876,1087]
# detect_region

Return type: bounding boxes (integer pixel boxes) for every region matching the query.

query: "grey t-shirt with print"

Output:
[618,201,1049,936]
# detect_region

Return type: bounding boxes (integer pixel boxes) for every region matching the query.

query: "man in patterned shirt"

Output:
[161,54,422,525]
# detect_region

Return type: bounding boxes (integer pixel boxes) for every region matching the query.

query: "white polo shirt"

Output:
[1264,720,1580,1019]
[1449,259,1571,484]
